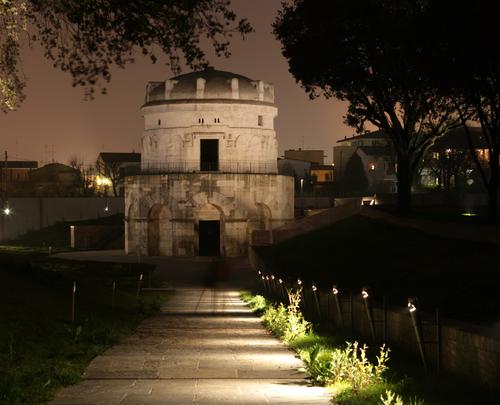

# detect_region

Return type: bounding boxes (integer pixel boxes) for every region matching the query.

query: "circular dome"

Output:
[145,68,275,105]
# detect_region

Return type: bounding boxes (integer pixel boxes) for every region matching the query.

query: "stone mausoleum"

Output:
[125,68,294,257]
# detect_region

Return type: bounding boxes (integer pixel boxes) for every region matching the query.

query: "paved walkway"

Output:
[51,287,331,404]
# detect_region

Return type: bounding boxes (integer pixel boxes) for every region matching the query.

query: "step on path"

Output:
[52,288,331,404]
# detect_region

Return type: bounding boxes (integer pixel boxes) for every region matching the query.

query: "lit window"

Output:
[369,163,375,171]
[258,115,263,126]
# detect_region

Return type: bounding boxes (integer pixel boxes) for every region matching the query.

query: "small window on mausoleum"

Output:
[258,115,263,126]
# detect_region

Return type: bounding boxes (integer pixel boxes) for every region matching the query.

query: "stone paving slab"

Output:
[51,288,331,404]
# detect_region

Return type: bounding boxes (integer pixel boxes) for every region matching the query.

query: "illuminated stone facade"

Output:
[125,69,294,257]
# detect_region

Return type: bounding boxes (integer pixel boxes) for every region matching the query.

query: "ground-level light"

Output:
[408,299,417,313]
[3,207,11,215]
[361,288,369,299]
[332,286,339,295]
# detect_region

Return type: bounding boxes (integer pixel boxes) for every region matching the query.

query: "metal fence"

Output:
[141,160,277,174]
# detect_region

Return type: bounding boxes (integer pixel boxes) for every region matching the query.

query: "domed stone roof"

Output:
[145,68,275,105]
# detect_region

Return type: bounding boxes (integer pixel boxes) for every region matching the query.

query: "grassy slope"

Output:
[243,292,500,405]
[256,215,500,325]
[0,247,163,404]
[5,214,124,248]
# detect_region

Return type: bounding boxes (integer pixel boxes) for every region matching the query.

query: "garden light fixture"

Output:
[408,299,417,313]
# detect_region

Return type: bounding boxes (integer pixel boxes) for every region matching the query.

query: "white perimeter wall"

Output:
[0,197,124,242]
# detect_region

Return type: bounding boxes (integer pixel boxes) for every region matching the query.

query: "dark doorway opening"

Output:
[199,220,220,256]
[200,139,219,171]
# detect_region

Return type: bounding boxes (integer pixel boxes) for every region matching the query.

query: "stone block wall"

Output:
[125,173,294,257]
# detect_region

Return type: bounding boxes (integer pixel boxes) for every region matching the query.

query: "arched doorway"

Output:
[147,204,172,256]
[196,203,224,256]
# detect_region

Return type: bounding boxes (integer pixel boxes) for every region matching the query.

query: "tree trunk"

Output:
[487,149,499,223]
[397,153,412,213]
[112,182,119,197]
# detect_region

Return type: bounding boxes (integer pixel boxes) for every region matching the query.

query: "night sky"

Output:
[0,0,351,166]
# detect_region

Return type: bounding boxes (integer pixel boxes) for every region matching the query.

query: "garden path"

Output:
[51,257,330,404]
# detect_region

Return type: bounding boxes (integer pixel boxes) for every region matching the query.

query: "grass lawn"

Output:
[375,204,500,226]
[0,246,166,404]
[255,215,500,326]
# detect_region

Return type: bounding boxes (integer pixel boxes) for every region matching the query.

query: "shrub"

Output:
[263,303,289,337]
[302,341,390,393]
[260,287,310,342]
[284,288,309,341]
[380,389,424,405]
[247,294,268,312]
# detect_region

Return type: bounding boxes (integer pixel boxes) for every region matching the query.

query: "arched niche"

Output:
[147,204,172,256]
[256,202,273,231]
[125,201,137,254]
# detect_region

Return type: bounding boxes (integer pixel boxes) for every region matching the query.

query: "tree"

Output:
[0,1,27,111]
[427,1,500,222]
[273,0,459,212]
[342,154,368,196]
[1,0,252,112]
[68,155,94,195]
[96,157,121,197]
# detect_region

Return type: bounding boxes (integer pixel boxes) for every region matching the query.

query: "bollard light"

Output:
[271,275,275,280]
[332,286,339,295]
[361,288,369,299]
[278,278,283,284]
[261,276,265,280]
[3,207,11,216]
[265,275,269,281]
[297,278,302,286]
[408,298,417,313]
[312,284,317,292]
[258,270,262,275]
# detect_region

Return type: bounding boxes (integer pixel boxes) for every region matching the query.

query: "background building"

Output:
[284,148,325,165]
[96,152,141,196]
[125,68,294,257]
[334,131,397,194]
[0,160,38,193]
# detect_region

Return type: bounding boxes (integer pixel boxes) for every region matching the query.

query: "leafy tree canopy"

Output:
[426,1,500,221]
[274,0,458,210]
[0,0,252,112]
